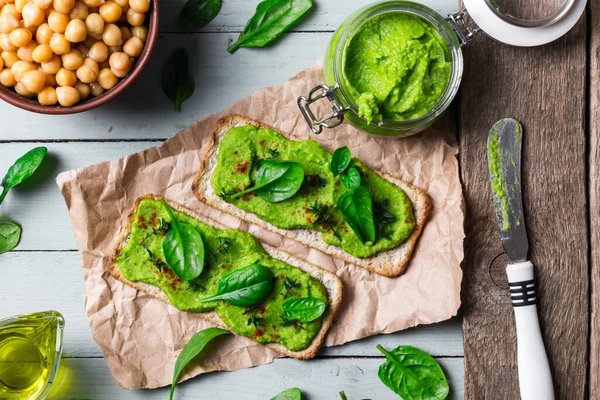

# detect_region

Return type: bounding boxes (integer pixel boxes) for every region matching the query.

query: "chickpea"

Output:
[0,53,2,67]
[11,59,35,80]
[125,7,143,26]
[14,81,35,97]
[68,0,86,18]
[98,0,118,22]
[108,51,129,77]
[74,79,88,98]
[55,66,75,86]
[64,18,86,42]
[96,66,115,88]
[75,56,96,82]
[47,10,68,33]
[22,2,45,27]
[0,12,18,34]
[84,12,102,36]
[0,67,16,86]
[44,71,55,85]
[37,85,56,104]
[87,39,105,61]
[120,25,132,40]
[53,0,74,13]
[130,24,145,42]
[55,85,79,105]
[113,0,125,7]
[106,43,118,54]
[128,0,147,13]
[16,39,35,61]
[60,48,82,69]
[20,69,45,92]
[89,79,102,96]
[101,22,119,46]
[1,49,17,66]
[31,43,51,62]
[33,0,52,9]
[35,22,51,43]
[9,28,32,47]
[13,0,26,13]
[0,33,16,50]
[122,35,141,57]
[1,4,20,20]
[81,0,102,7]
[40,53,60,73]
[75,42,87,55]
[49,32,69,54]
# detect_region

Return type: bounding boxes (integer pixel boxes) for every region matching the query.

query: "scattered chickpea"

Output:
[122,35,140,57]
[55,85,79,105]
[37,85,56,104]
[60,48,82,69]
[84,12,103,37]
[33,0,53,10]
[9,28,32,47]
[2,4,21,20]
[31,42,51,61]
[47,10,69,33]
[125,7,143,26]
[82,34,95,47]
[64,18,86,42]
[0,67,16,86]
[44,71,55,85]
[0,13,19,34]
[49,32,70,54]
[53,0,75,14]
[35,22,51,43]
[20,69,45,92]
[99,1,120,23]
[75,56,96,82]
[14,81,35,97]
[68,1,87,19]
[1,49,18,66]
[96,66,116,88]
[74,78,88,98]
[101,22,120,46]
[11,59,35,79]
[55,66,76,85]
[14,0,27,13]
[75,42,87,55]
[87,39,105,60]
[89,79,103,96]
[128,0,148,13]
[22,3,45,27]
[16,39,36,61]
[130,24,145,42]
[40,53,60,73]
[81,0,103,8]
[0,33,17,51]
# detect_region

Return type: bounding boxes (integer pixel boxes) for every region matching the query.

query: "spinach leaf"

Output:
[330,146,351,175]
[200,263,273,307]
[270,387,302,400]
[0,147,47,205]
[180,0,221,29]
[341,167,361,189]
[377,345,449,400]
[373,199,396,241]
[170,327,230,400]
[339,392,348,400]
[0,217,21,254]
[337,187,376,244]
[160,198,205,281]
[161,48,195,112]
[231,160,304,203]
[227,0,312,53]
[281,297,326,322]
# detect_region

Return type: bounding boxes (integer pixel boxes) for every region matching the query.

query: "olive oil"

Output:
[0,311,64,400]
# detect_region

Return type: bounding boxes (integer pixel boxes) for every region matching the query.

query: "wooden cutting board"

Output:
[458,2,589,399]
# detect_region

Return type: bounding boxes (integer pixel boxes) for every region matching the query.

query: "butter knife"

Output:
[487,118,554,400]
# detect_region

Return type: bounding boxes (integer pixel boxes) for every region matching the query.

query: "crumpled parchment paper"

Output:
[56,61,464,390]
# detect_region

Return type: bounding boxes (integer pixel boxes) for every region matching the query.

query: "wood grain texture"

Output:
[459,9,588,400]
[590,0,600,396]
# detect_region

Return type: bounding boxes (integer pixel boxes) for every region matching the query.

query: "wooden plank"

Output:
[459,10,588,400]
[0,250,463,359]
[47,357,464,399]
[589,0,600,396]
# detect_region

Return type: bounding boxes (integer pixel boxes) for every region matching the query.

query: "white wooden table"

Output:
[0,0,464,398]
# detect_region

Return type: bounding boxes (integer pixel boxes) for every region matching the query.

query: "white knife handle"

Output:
[506,261,555,400]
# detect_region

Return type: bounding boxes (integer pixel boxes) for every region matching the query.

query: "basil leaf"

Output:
[200,263,273,307]
[337,187,376,244]
[161,48,195,112]
[0,147,47,205]
[227,0,312,53]
[180,0,221,29]
[231,160,304,203]
[330,146,351,175]
[341,167,361,189]
[161,198,205,281]
[281,297,326,322]
[0,217,21,254]
[377,345,449,400]
[170,327,230,400]
[271,387,302,400]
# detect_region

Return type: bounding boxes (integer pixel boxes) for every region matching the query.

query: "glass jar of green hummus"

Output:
[298,0,585,137]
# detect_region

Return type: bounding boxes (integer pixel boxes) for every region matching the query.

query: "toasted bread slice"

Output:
[192,115,432,277]
[109,194,343,360]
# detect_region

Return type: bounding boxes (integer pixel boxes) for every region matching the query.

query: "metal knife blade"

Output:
[487,118,528,262]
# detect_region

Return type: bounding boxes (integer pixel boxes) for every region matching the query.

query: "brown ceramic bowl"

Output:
[0,0,158,115]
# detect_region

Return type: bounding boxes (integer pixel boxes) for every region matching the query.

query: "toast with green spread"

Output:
[192,115,431,277]
[109,194,343,360]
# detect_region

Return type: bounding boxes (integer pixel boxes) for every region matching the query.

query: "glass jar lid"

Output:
[463,0,586,46]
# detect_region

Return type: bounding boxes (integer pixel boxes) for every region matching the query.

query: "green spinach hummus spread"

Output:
[211,125,416,258]
[343,12,451,124]
[115,198,328,351]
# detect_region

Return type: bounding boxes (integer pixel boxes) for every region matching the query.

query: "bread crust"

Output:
[192,115,432,277]
[109,194,343,360]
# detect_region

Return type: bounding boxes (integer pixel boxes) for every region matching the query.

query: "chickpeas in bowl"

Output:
[0,0,156,113]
